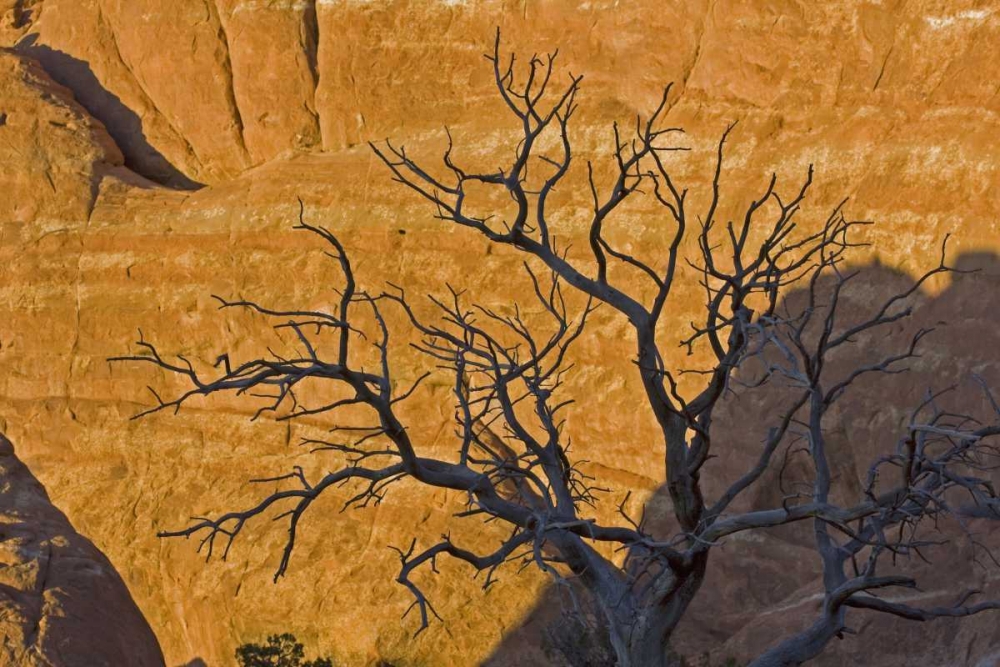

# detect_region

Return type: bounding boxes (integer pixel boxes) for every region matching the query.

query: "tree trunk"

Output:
[605,555,709,667]
[623,627,672,667]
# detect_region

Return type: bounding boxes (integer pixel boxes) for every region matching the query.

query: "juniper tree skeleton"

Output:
[114,31,1000,667]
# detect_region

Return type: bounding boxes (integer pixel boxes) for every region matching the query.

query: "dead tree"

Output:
[113,31,1000,667]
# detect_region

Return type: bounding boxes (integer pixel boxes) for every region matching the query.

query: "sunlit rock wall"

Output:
[1,1,999,665]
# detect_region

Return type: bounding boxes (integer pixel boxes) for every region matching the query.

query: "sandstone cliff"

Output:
[1,1,999,665]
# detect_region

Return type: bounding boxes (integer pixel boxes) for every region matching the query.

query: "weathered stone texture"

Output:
[1,1,1000,665]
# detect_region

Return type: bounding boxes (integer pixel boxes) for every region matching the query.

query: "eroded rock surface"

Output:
[1,1,1000,665]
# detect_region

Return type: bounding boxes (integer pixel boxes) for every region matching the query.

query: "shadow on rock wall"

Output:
[485,252,1000,667]
[15,33,203,191]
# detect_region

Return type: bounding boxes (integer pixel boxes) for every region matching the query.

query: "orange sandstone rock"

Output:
[0,2,999,666]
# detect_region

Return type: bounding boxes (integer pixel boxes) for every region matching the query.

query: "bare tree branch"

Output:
[118,30,1000,667]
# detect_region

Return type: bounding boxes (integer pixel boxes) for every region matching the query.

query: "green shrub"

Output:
[235,633,333,667]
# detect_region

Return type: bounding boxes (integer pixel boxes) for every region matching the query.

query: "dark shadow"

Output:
[9,4,34,29]
[179,660,208,667]
[15,34,204,191]
[485,252,1000,667]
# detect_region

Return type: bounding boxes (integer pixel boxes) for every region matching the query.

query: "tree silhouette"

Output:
[235,633,333,667]
[114,31,1000,667]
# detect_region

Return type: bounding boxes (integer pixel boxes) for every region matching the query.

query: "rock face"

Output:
[1,1,1000,666]
[0,433,164,666]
